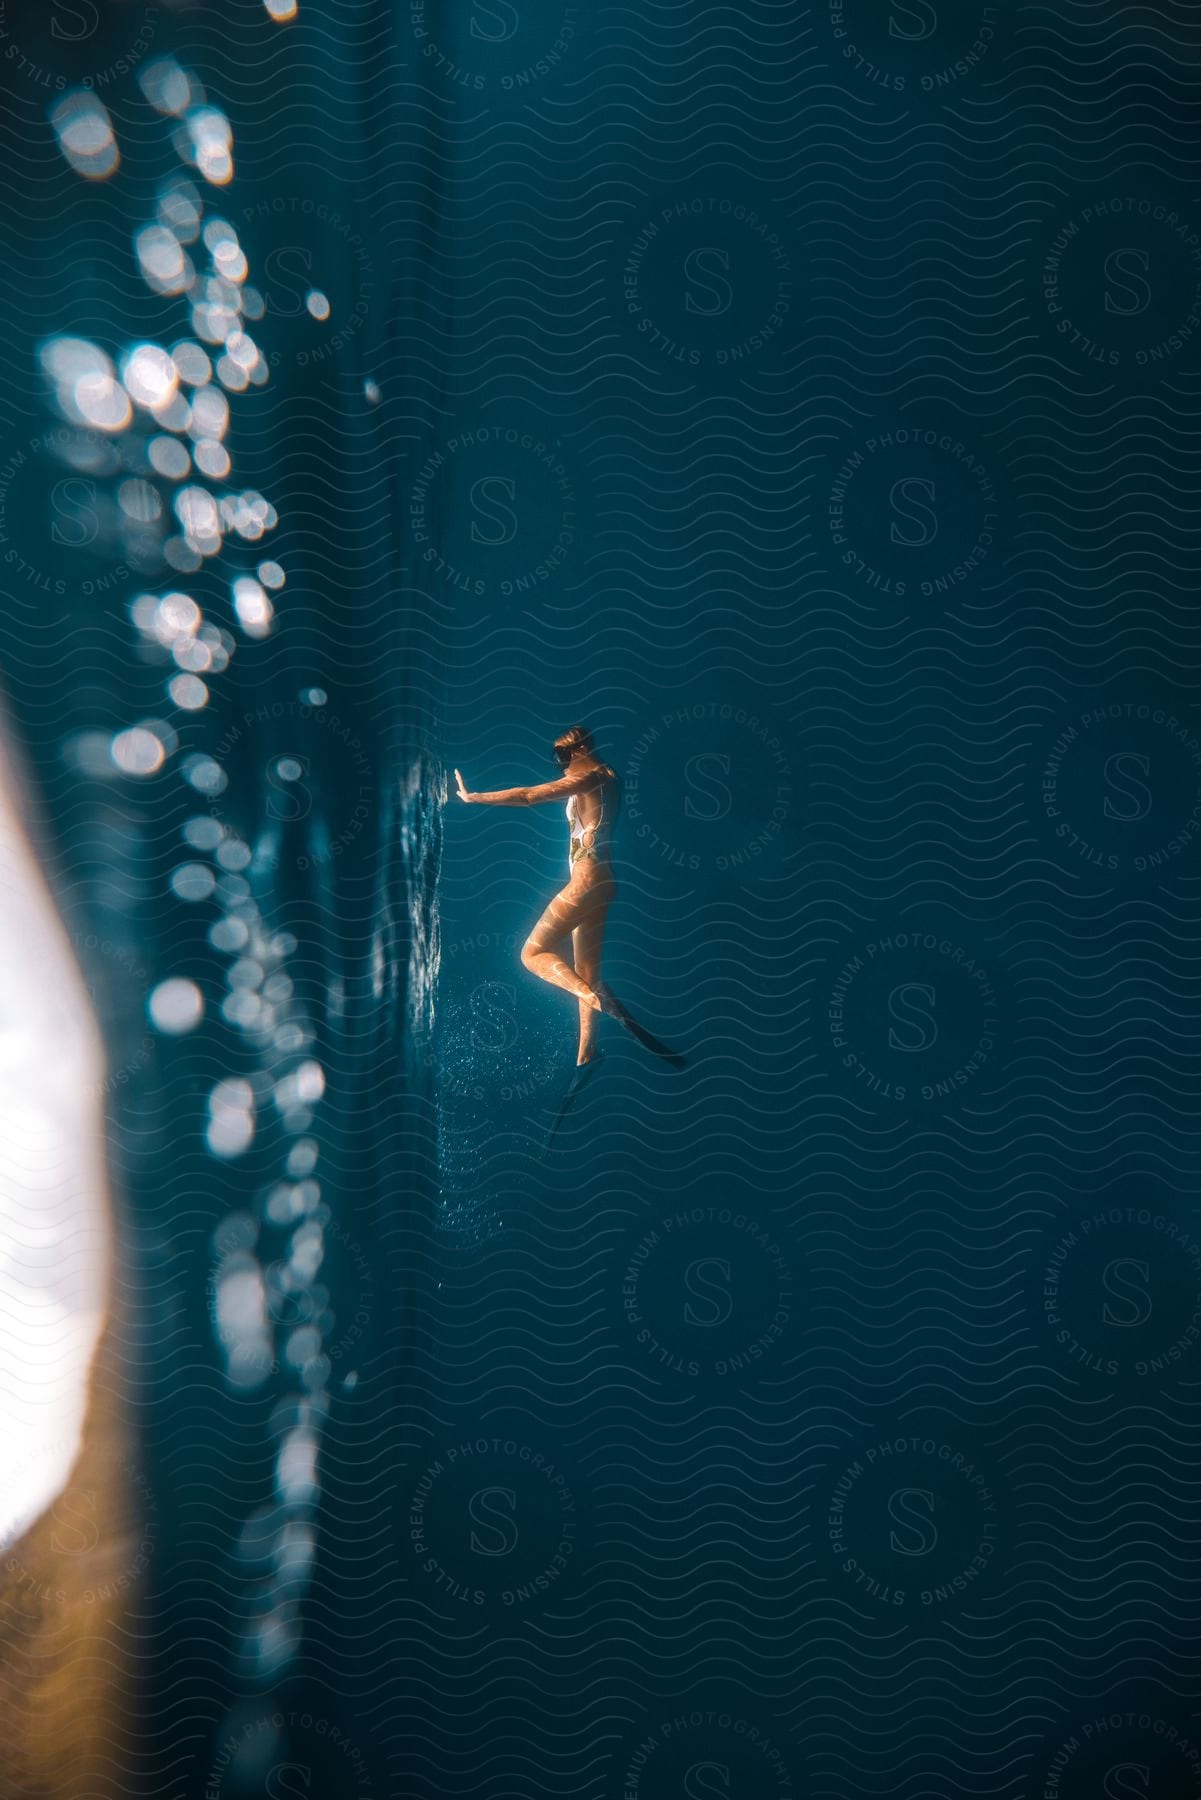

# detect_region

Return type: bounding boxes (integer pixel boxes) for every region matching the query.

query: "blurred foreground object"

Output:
[0,730,130,1795]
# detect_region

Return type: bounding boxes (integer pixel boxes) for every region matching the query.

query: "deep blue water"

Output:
[3,1,1201,1797]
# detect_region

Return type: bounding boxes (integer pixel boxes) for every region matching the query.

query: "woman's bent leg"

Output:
[572,907,609,1064]
[520,882,602,1009]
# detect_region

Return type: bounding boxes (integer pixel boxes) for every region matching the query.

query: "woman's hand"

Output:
[454,768,473,803]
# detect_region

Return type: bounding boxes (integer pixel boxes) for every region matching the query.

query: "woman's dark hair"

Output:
[553,724,594,767]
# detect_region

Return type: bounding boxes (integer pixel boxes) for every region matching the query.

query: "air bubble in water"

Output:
[169,673,209,710]
[207,1078,256,1157]
[136,226,193,296]
[122,344,179,411]
[233,576,273,638]
[171,861,216,902]
[51,92,119,181]
[139,57,195,118]
[111,726,166,776]
[149,977,205,1034]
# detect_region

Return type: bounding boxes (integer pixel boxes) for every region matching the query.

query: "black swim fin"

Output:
[595,984,687,1069]
[543,1051,605,1148]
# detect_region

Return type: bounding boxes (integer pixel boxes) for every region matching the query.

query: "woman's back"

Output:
[566,763,619,866]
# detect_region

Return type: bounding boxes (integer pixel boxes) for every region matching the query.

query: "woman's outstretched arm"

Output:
[454,767,601,807]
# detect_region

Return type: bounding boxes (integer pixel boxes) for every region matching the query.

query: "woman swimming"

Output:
[454,725,683,1071]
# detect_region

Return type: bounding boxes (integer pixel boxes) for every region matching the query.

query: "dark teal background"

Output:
[3,1,1201,1796]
